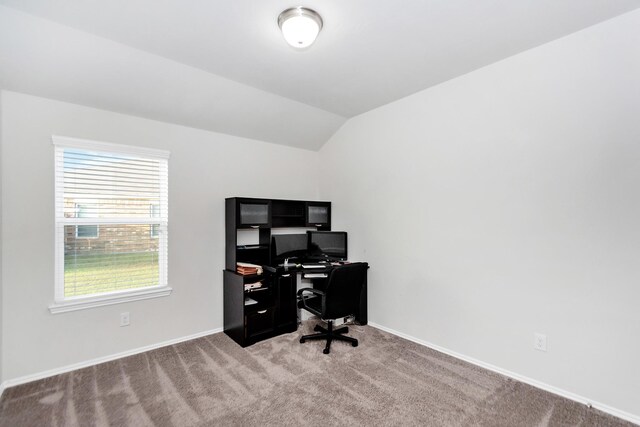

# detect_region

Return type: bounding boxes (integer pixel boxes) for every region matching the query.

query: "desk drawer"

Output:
[245,307,275,339]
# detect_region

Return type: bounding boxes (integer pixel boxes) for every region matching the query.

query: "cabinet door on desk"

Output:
[237,199,271,228]
[275,274,297,332]
[306,202,331,229]
[245,307,275,340]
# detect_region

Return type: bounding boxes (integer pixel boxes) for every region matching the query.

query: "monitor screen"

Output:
[307,231,347,260]
[272,234,308,261]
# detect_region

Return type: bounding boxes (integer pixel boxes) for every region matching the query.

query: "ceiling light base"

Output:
[278,7,323,49]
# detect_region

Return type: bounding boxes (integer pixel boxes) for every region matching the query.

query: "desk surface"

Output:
[264,260,354,275]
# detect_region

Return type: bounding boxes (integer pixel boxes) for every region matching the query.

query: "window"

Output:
[51,136,171,313]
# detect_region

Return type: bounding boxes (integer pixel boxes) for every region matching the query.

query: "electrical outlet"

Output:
[120,312,130,327]
[534,333,547,352]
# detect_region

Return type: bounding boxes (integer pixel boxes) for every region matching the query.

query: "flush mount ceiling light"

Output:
[278,7,323,49]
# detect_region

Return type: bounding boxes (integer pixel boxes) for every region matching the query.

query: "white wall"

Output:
[0,90,319,381]
[319,10,640,419]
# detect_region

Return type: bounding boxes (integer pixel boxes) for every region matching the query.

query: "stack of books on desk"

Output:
[236,262,263,276]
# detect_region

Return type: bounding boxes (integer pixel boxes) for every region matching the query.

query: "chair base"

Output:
[299,320,358,354]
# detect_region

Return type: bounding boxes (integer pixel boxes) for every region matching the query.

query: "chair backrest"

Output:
[323,263,368,320]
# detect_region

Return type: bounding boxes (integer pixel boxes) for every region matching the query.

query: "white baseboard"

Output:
[368,322,640,426]
[0,327,223,397]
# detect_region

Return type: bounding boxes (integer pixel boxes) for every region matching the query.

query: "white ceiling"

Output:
[1,0,639,149]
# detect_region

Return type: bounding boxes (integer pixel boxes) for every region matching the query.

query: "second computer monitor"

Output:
[272,233,308,263]
[307,231,347,261]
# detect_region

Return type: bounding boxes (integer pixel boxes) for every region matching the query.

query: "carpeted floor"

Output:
[0,322,633,426]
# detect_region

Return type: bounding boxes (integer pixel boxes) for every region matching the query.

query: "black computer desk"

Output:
[265,261,369,326]
[224,261,368,348]
[224,197,366,347]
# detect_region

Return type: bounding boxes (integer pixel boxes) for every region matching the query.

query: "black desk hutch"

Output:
[223,197,367,347]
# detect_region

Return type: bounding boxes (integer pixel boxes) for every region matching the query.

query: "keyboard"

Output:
[302,264,326,269]
[304,273,328,279]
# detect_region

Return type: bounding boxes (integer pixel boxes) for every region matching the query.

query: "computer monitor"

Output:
[307,231,348,260]
[271,234,308,262]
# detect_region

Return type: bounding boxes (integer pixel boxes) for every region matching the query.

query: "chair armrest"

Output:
[297,288,325,315]
[297,287,325,298]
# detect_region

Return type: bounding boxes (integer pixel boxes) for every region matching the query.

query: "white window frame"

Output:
[50,135,171,314]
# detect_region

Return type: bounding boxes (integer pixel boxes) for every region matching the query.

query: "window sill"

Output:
[49,285,173,314]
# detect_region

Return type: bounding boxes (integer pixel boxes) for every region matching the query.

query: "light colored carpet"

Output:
[0,322,633,426]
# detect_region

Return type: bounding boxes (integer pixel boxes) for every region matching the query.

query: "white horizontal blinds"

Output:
[54,140,168,300]
[62,149,164,219]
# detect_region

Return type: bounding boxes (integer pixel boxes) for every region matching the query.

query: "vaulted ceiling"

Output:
[1,1,639,150]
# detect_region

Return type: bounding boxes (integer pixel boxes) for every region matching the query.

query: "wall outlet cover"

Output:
[120,312,130,327]
[534,333,547,352]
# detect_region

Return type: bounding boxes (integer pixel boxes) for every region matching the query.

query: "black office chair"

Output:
[297,263,368,354]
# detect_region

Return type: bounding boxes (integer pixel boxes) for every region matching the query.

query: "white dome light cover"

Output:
[278,7,323,49]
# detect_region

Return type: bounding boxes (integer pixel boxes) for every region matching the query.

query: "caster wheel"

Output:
[300,338,306,343]
[314,325,322,332]
[323,348,330,355]
[352,342,358,347]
